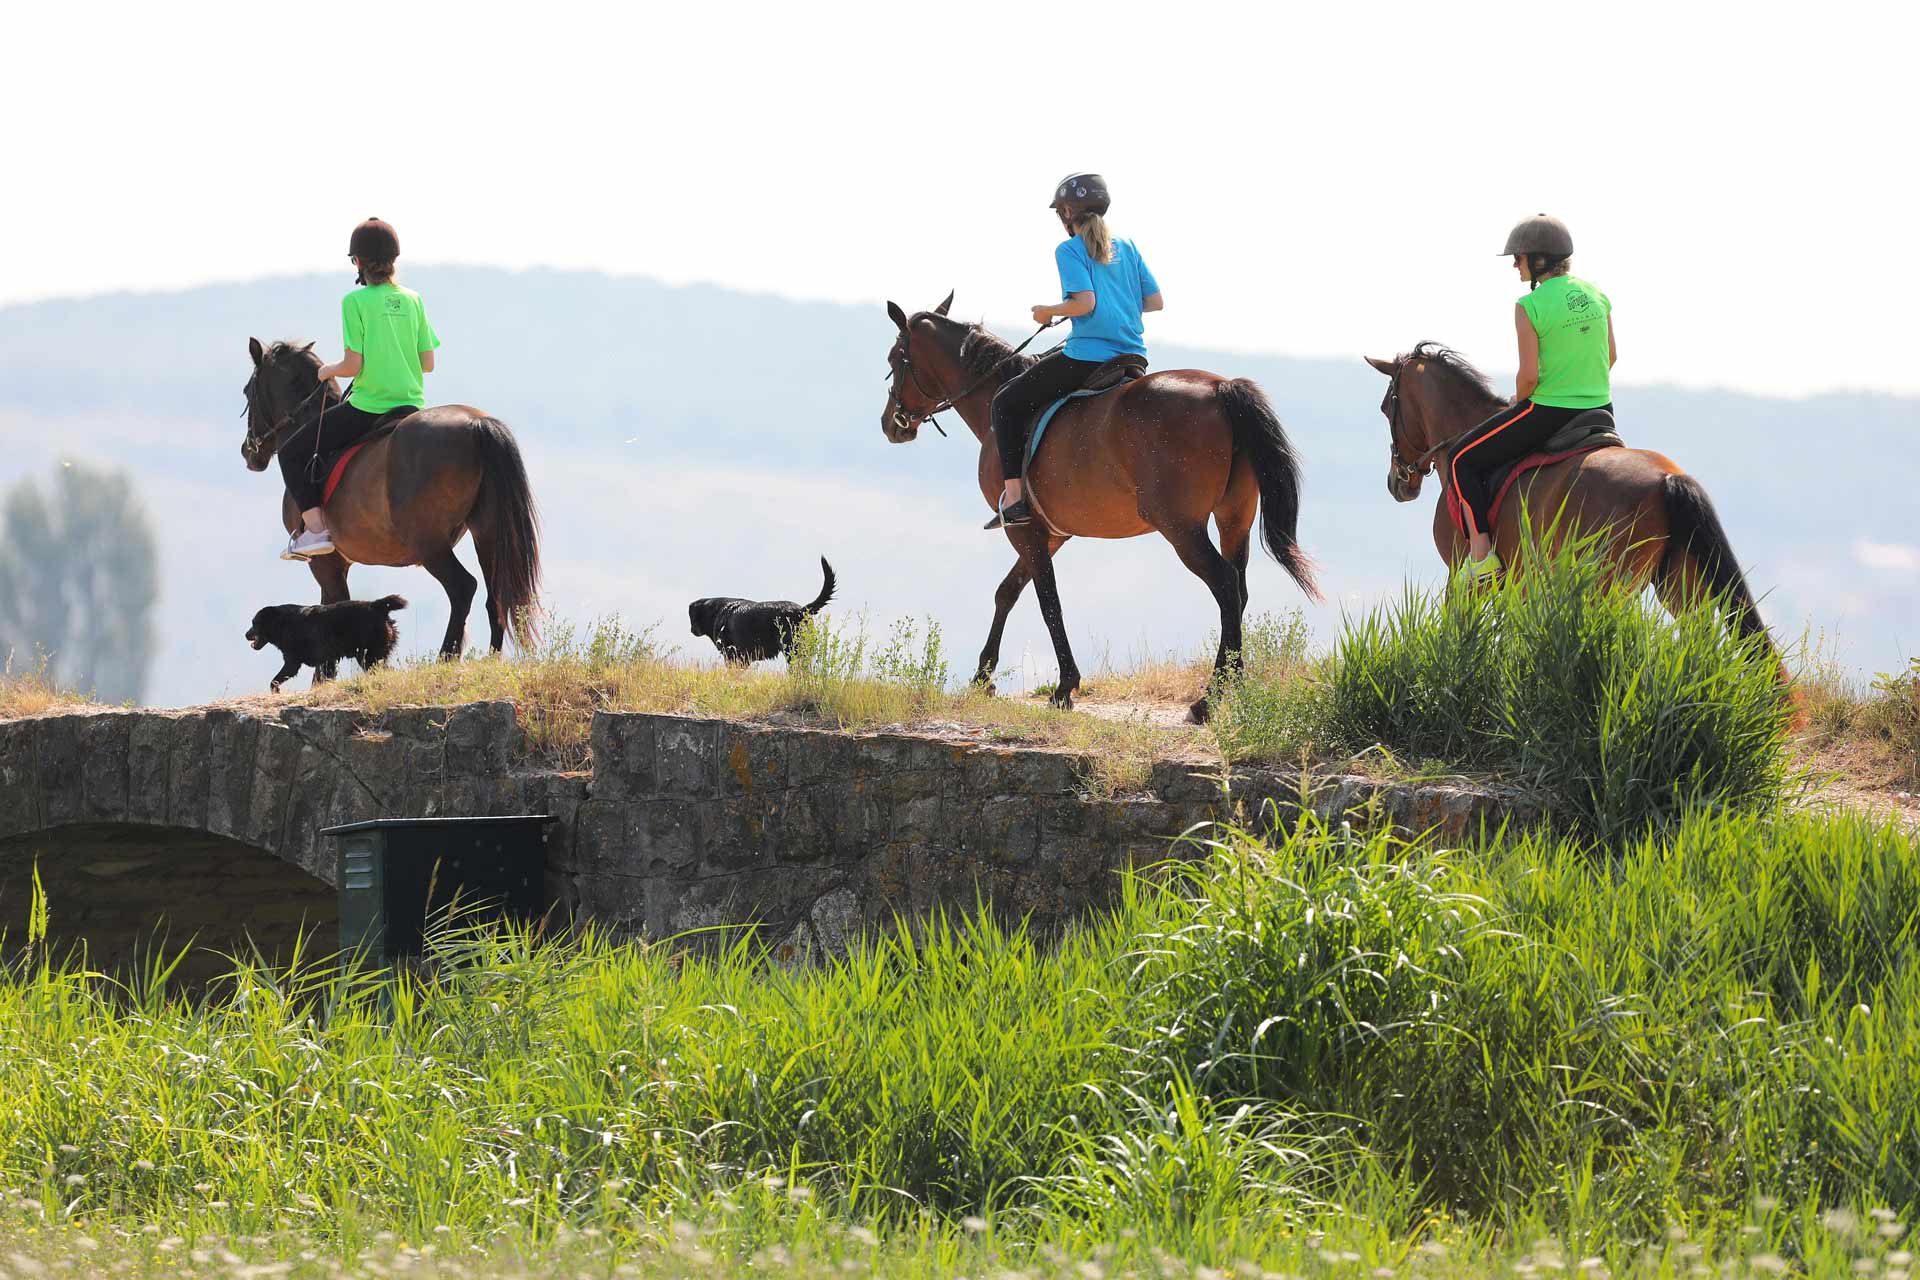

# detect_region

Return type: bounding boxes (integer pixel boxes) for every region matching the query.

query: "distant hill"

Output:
[1,268,1913,706]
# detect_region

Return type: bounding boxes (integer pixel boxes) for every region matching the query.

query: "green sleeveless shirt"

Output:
[1519,274,1611,409]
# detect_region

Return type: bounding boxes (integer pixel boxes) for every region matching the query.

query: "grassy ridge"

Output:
[4,810,1919,1275]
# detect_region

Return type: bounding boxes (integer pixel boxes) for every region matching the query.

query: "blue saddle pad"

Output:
[1024,387,1110,471]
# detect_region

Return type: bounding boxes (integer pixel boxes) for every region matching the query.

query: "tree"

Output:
[0,462,160,703]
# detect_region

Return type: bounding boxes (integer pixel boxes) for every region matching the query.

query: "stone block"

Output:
[718,724,788,796]
[890,782,944,843]
[37,716,83,827]
[808,885,861,956]
[166,715,212,830]
[630,800,704,875]
[445,701,518,777]
[570,800,632,874]
[78,714,133,819]
[655,719,720,797]
[0,720,42,836]
[245,721,301,851]
[785,729,855,787]
[588,713,655,800]
[774,781,866,864]
[126,716,173,826]
[574,872,649,936]
[205,711,260,839]
[977,796,1039,866]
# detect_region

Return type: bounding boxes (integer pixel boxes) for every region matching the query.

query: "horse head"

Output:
[241,337,332,471]
[879,290,954,443]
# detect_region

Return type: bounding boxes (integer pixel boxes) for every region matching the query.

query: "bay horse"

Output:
[242,338,541,659]
[881,293,1320,723]
[1365,342,1781,662]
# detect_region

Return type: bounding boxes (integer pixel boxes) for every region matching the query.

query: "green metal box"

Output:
[321,815,553,962]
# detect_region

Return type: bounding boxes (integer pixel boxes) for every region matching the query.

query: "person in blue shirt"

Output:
[989,172,1164,528]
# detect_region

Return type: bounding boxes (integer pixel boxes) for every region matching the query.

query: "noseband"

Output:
[1385,364,1459,489]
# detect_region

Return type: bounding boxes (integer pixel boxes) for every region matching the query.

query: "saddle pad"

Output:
[321,442,368,506]
[1025,386,1111,472]
[317,408,414,506]
[1445,442,1619,538]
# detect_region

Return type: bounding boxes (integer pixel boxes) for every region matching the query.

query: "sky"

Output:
[5,0,1915,398]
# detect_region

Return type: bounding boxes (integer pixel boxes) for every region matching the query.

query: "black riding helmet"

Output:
[1049,173,1110,218]
[348,217,400,285]
[1500,213,1573,291]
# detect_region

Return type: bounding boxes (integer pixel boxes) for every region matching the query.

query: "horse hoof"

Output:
[1051,688,1076,712]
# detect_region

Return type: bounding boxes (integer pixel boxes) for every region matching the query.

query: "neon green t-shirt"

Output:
[1519,274,1612,409]
[342,283,440,413]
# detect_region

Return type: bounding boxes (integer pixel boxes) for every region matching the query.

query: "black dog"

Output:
[247,595,408,691]
[689,558,836,665]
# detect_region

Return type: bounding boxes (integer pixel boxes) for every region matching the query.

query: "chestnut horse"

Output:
[242,338,541,659]
[1365,342,1778,656]
[882,293,1319,722]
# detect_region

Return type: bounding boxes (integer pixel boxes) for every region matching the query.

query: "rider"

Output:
[987,173,1163,529]
[279,217,441,560]
[1448,213,1616,577]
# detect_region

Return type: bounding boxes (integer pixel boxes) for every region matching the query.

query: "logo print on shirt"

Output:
[1565,289,1593,312]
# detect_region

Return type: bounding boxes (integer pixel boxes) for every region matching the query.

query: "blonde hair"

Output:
[1073,213,1114,265]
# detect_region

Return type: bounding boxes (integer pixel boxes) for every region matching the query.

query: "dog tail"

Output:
[374,594,409,613]
[806,558,837,615]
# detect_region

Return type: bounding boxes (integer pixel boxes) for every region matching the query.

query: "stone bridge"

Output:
[0,701,1533,967]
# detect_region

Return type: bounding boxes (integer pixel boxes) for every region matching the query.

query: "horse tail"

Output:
[472,417,543,647]
[1656,472,1768,643]
[1216,378,1321,601]
[805,557,837,615]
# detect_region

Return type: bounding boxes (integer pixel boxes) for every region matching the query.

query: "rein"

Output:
[246,377,339,464]
[887,318,1060,438]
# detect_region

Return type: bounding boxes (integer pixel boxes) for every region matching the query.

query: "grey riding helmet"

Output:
[1050,173,1111,217]
[1500,213,1573,257]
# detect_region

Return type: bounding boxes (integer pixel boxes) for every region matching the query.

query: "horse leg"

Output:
[306,555,352,684]
[1161,523,1245,724]
[1214,471,1258,628]
[974,537,1068,689]
[469,523,509,653]
[422,548,478,659]
[1008,525,1081,710]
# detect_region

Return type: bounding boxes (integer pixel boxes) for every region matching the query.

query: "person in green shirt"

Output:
[279,216,442,560]
[1447,213,1618,578]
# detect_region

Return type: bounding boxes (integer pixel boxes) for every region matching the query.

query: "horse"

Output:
[1364,341,1782,662]
[881,292,1320,723]
[242,338,541,659]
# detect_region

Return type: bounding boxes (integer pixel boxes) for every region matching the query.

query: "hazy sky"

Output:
[6,2,1914,396]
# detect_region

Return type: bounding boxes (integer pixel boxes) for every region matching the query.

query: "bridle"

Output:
[885,316,1059,438]
[243,370,338,466]
[1384,361,1464,492]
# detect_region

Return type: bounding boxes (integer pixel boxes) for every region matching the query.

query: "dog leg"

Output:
[270,658,304,693]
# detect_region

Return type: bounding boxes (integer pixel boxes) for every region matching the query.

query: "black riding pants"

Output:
[1448,398,1612,538]
[990,353,1105,479]
[279,401,385,511]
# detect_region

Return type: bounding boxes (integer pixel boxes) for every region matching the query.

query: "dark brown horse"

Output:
[1365,341,1778,655]
[881,293,1319,722]
[242,338,541,658]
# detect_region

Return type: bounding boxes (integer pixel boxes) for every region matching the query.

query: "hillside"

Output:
[1,268,1914,705]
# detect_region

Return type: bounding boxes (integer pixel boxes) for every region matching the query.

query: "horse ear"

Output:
[1364,355,1399,377]
[934,290,954,316]
[249,337,265,366]
[300,341,316,355]
[887,301,909,332]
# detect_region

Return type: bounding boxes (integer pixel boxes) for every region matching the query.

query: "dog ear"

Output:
[886,301,909,332]
[934,290,953,316]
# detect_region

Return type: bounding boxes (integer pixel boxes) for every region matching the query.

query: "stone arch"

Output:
[0,822,338,986]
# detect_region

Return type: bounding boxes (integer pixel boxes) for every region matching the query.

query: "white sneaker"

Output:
[283,529,336,560]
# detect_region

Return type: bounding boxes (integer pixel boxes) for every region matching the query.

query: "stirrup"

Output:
[985,496,1032,530]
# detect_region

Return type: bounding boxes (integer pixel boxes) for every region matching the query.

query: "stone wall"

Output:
[0,702,1533,957]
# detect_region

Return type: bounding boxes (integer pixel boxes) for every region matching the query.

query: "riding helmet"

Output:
[349,217,401,263]
[1049,173,1111,217]
[1500,213,1573,257]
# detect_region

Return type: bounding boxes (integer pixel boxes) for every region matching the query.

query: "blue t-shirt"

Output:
[1054,236,1159,361]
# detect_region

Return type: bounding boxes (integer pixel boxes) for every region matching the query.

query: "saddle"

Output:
[317,406,418,505]
[1022,353,1149,472]
[1446,408,1625,536]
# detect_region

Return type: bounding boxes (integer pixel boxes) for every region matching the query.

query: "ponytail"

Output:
[1074,213,1114,265]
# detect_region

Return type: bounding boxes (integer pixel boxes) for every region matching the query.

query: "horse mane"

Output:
[956,322,1038,381]
[1402,340,1508,413]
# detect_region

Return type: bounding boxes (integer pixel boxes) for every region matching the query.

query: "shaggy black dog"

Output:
[247,595,408,691]
[689,558,836,665]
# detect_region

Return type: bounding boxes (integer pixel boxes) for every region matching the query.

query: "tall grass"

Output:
[3,808,1919,1275]
[1321,530,1795,842]
[0,651,95,717]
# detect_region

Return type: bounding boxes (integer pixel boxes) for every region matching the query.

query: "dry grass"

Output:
[292,615,1213,794]
[1795,635,1920,791]
[0,655,95,719]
